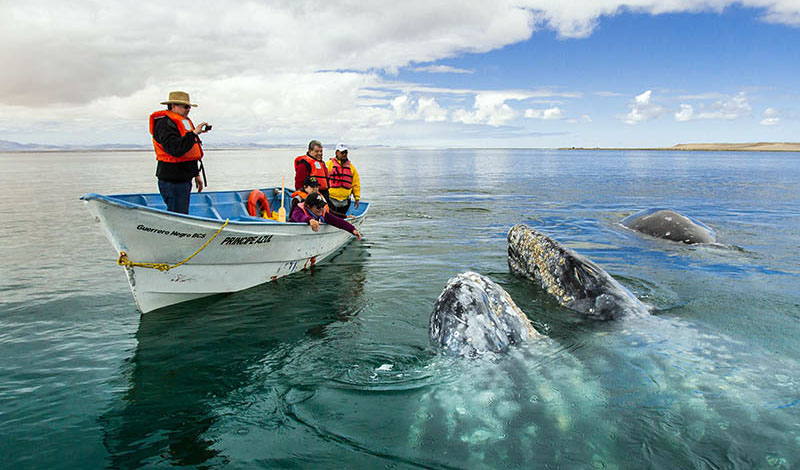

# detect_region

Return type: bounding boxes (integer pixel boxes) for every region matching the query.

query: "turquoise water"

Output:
[1,149,799,469]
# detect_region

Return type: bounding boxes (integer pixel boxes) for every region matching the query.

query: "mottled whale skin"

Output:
[507,224,649,320]
[621,208,715,244]
[430,271,541,357]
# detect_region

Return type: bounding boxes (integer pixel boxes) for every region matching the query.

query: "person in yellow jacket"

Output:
[326,143,361,217]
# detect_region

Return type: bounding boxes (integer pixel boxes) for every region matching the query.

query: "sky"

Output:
[1,1,799,148]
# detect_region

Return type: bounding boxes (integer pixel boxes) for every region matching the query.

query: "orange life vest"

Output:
[294,155,329,190]
[297,201,329,221]
[290,190,309,200]
[149,110,204,163]
[328,158,353,189]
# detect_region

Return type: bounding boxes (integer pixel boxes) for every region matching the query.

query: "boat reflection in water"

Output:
[100,244,368,469]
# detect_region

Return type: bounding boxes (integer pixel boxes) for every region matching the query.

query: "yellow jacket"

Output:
[326,158,361,201]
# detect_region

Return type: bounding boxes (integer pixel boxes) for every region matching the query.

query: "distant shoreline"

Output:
[0,147,297,154]
[559,142,800,152]
[2,142,800,153]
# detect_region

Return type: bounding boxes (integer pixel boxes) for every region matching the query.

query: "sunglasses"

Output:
[180,104,191,110]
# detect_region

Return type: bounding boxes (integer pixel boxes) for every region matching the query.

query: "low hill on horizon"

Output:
[670,142,800,151]
[561,142,800,152]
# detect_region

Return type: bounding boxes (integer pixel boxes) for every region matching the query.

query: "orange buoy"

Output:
[247,190,272,218]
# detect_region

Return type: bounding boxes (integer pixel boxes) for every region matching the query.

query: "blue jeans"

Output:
[158,179,192,214]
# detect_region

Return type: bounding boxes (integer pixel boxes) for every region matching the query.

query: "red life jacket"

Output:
[294,155,329,190]
[328,158,353,189]
[297,201,329,221]
[149,110,204,163]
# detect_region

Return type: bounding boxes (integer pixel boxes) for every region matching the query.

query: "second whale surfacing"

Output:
[621,208,715,244]
[430,271,542,357]
[507,224,649,320]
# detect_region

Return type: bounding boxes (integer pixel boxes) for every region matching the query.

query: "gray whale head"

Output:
[621,208,715,244]
[430,271,541,357]
[507,224,649,320]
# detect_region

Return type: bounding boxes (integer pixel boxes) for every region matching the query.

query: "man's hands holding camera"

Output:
[193,122,212,134]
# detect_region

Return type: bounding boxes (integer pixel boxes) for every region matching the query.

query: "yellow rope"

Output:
[117,219,229,272]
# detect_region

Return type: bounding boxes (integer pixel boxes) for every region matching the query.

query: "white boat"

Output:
[81,188,368,313]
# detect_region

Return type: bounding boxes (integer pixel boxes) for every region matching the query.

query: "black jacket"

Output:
[153,116,201,182]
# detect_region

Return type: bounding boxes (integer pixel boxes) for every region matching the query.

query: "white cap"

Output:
[335,143,349,152]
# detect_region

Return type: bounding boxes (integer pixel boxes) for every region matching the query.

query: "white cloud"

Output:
[391,95,448,122]
[677,92,727,100]
[390,88,576,128]
[675,104,694,121]
[1,1,798,144]
[412,65,474,74]
[524,107,564,120]
[594,91,625,97]
[391,95,414,120]
[381,84,579,99]
[417,97,448,122]
[675,92,752,121]
[0,1,536,107]
[383,66,400,77]
[524,1,800,38]
[624,90,666,124]
[761,107,781,126]
[0,72,399,145]
[758,2,800,26]
[3,1,798,107]
[697,92,752,120]
[453,92,530,126]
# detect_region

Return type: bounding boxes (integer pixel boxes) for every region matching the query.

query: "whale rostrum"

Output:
[507,224,649,320]
[430,271,542,357]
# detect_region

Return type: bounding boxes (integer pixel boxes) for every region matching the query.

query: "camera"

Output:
[202,124,212,132]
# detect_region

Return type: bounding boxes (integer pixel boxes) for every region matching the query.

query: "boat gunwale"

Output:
[80,190,369,227]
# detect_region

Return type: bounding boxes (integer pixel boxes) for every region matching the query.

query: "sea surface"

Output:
[1,148,799,469]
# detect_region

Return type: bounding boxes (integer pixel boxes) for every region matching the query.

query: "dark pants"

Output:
[158,179,192,214]
[328,197,351,217]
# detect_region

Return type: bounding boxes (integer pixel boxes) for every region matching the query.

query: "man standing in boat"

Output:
[149,91,211,214]
[326,143,360,217]
[294,140,330,200]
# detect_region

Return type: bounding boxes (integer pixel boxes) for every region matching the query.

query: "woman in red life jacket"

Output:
[149,91,211,214]
[290,192,362,241]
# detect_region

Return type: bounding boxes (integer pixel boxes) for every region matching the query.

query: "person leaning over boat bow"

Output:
[326,143,360,217]
[294,140,330,200]
[290,192,362,241]
[149,91,211,214]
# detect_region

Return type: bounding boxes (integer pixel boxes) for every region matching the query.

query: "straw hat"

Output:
[160,91,197,107]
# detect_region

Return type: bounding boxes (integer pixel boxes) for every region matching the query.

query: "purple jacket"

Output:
[290,204,357,234]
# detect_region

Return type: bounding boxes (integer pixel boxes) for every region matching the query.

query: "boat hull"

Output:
[83,191,366,313]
